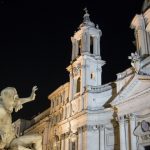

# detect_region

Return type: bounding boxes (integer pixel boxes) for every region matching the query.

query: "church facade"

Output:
[14,1,150,150]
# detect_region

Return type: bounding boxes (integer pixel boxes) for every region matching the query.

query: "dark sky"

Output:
[0,0,144,121]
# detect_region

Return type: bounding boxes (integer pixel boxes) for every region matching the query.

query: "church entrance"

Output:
[145,146,150,150]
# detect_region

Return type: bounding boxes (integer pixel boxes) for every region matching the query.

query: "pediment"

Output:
[111,74,150,106]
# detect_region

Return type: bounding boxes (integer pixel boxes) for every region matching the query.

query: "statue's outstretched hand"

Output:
[30,86,38,100]
[32,86,38,93]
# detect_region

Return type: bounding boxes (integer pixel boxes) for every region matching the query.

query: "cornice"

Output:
[48,82,69,100]
[111,74,150,106]
[85,82,115,93]
[116,86,150,107]
[111,74,137,106]
[54,110,87,127]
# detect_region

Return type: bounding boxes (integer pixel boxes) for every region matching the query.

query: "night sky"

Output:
[0,0,144,121]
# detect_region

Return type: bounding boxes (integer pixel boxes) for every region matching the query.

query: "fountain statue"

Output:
[0,86,42,150]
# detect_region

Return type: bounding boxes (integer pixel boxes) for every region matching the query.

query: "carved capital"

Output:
[96,67,102,72]
[82,125,87,132]
[99,125,105,131]
[129,113,136,121]
[60,134,65,140]
[87,125,93,131]
[118,116,125,124]
[70,133,77,142]
[69,73,73,77]
[65,132,70,138]
[83,125,99,132]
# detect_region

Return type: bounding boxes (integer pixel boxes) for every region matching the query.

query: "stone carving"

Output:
[0,86,42,150]
[134,120,150,137]
[141,120,150,132]
[128,52,141,73]
[128,52,150,75]
[73,64,81,77]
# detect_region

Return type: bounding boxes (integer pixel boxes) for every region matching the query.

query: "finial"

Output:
[96,24,99,29]
[83,7,90,23]
[84,7,88,14]
[79,7,95,28]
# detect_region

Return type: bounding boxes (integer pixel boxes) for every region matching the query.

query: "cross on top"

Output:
[84,7,88,14]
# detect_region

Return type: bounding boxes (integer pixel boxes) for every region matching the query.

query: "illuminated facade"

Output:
[14,1,150,150]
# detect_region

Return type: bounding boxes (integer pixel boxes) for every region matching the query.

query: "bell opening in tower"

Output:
[145,146,150,150]
[90,36,94,54]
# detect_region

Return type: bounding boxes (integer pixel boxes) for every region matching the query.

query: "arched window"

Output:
[76,77,81,93]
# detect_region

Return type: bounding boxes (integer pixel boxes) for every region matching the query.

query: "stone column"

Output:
[75,139,78,150]
[61,135,65,150]
[78,127,83,150]
[70,133,77,150]
[43,124,49,150]
[82,33,86,53]
[69,73,73,101]
[96,66,102,86]
[136,28,148,55]
[87,33,90,53]
[75,40,78,58]
[129,114,137,150]
[65,133,69,150]
[81,62,86,94]
[57,141,61,150]
[97,35,100,57]
[146,32,150,54]
[82,126,87,150]
[125,119,129,150]
[118,116,127,150]
[71,37,75,61]
[100,125,105,150]
[86,125,99,150]
[93,36,97,55]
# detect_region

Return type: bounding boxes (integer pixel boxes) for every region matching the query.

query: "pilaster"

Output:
[129,113,137,150]
[118,116,127,150]
[100,125,105,150]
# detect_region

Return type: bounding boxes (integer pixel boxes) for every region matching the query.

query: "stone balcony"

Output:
[85,83,115,93]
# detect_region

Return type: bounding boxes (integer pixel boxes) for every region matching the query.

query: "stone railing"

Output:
[85,83,115,93]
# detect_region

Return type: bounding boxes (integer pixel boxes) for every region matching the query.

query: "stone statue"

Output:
[0,86,42,150]
[128,52,141,73]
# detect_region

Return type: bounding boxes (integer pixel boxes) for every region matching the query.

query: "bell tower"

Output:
[67,8,105,101]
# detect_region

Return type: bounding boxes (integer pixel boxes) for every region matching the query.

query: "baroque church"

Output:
[13,1,150,150]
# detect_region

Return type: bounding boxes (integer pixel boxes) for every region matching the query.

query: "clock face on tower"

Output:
[141,120,150,132]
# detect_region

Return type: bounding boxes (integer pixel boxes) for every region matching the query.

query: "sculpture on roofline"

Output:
[128,52,141,73]
[0,86,42,150]
[128,51,150,75]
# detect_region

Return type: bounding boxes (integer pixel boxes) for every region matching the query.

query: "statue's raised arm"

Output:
[14,86,38,112]
[0,86,42,150]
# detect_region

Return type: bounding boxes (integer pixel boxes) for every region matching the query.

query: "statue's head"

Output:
[0,87,18,113]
